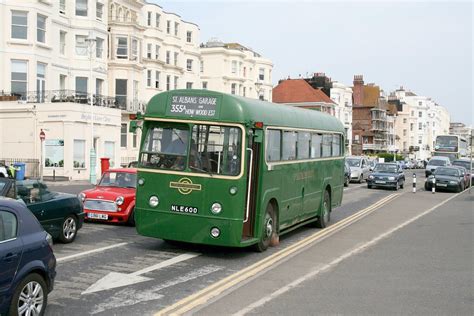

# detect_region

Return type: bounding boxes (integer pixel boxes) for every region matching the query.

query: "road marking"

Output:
[56,242,129,263]
[82,252,200,294]
[155,193,400,316]
[234,190,466,315]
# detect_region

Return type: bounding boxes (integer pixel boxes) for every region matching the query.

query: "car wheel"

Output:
[400,180,404,189]
[314,190,331,229]
[358,175,363,183]
[367,184,372,189]
[127,208,136,226]
[9,273,47,316]
[394,182,399,191]
[456,184,462,193]
[59,215,78,243]
[254,204,277,252]
[344,177,349,187]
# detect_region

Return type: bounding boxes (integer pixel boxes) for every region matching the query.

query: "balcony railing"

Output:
[1,90,146,112]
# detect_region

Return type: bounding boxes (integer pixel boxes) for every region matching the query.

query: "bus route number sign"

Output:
[168,95,218,118]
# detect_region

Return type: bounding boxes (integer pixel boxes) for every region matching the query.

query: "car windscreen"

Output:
[427,159,446,166]
[99,172,137,188]
[453,161,470,170]
[346,158,361,167]
[434,168,459,177]
[374,164,397,173]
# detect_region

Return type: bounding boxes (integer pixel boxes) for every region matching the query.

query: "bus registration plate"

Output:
[171,205,198,214]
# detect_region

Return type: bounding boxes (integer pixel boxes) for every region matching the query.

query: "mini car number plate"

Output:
[375,180,386,184]
[88,213,108,220]
[436,183,447,187]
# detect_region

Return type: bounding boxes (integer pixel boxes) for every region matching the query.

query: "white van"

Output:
[425,156,451,177]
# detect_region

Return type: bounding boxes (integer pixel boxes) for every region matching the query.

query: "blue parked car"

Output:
[0,197,56,316]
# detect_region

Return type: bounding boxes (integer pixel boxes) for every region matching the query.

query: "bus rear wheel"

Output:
[254,204,276,252]
[315,190,331,228]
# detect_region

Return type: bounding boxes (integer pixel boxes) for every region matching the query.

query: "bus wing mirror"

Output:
[253,130,263,143]
[129,120,141,133]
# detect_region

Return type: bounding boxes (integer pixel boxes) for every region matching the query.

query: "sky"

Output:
[152,0,473,126]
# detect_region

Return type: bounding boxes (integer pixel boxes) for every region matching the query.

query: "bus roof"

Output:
[144,90,345,133]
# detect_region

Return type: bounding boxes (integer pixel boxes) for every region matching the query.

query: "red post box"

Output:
[100,157,110,175]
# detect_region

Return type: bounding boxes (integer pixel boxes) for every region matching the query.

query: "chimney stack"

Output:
[352,75,365,106]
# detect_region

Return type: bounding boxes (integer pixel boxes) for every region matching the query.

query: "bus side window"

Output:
[282,131,297,161]
[267,129,281,162]
[311,133,322,158]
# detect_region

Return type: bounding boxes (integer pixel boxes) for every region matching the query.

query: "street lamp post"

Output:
[86,31,97,184]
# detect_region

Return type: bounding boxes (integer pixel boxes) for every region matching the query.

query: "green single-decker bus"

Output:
[131,89,345,251]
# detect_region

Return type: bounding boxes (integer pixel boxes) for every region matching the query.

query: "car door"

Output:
[0,209,23,296]
[361,158,369,179]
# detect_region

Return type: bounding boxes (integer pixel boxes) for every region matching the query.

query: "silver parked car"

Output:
[346,156,370,183]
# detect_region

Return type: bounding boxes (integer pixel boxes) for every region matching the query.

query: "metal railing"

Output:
[1,90,146,112]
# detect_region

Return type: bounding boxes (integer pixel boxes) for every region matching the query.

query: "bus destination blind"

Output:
[168,95,218,118]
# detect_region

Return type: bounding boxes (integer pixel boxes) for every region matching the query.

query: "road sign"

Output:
[39,129,45,141]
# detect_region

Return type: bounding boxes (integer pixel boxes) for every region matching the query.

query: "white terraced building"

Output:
[0,0,274,180]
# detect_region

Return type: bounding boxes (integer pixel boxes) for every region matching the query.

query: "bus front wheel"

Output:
[254,204,276,252]
[315,190,331,228]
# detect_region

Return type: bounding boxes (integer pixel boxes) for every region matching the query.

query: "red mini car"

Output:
[80,168,137,225]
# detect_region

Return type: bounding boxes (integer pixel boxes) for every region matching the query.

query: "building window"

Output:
[59,0,66,14]
[155,13,160,28]
[243,87,246,97]
[59,31,66,55]
[231,61,237,74]
[59,74,66,91]
[11,60,27,98]
[166,51,170,64]
[259,68,265,81]
[75,35,87,55]
[418,111,422,118]
[121,123,127,147]
[166,75,170,91]
[403,118,407,123]
[37,14,46,43]
[186,31,192,43]
[166,20,170,34]
[96,2,103,20]
[186,82,193,89]
[147,43,152,59]
[104,141,115,167]
[174,52,179,66]
[115,79,127,108]
[36,63,46,101]
[75,77,88,94]
[231,83,236,95]
[186,59,193,71]
[131,38,138,60]
[73,140,86,168]
[147,70,151,87]
[174,76,178,90]
[11,11,28,40]
[147,11,151,26]
[418,101,422,106]
[411,110,414,117]
[96,37,103,58]
[116,36,127,59]
[174,22,179,36]
[132,130,138,148]
[410,123,414,131]
[155,71,160,89]
[96,78,103,95]
[200,61,203,73]
[403,129,407,136]
[418,136,422,145]
[202,81,208,89]
[418,122,422,130]
[155,45,159,59]
[76,0,88,17]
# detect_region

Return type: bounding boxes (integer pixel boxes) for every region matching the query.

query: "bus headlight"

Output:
[138,178,145,186]
[149,196,159,207]
[210,227,220,238]
[115,196,124,205]
[211,203,222,214]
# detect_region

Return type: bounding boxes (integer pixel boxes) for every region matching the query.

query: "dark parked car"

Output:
[0,178,85,243]
[452,159,473,186]
[367,163,405,190]
[0,197,56,316]
[344,161,350,187]
[425,166,466,192]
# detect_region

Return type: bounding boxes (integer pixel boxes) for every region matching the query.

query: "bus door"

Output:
[242,129,261,238]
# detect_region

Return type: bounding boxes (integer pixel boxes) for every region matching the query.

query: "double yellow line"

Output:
[156,193,400,316]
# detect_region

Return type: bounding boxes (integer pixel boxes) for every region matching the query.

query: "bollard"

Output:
[412,173,416,193]
[432,177,436,194]
[53,169,56,182]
